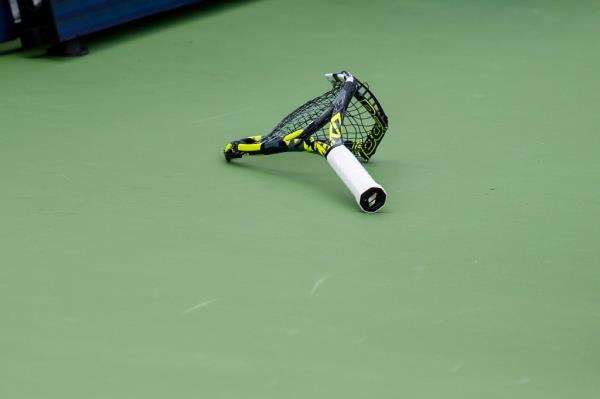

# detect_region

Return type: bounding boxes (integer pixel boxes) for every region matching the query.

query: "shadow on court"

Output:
[224,154,407,214]
[225,157,358,212]
[1,0,260,58]
[83,0,261,53]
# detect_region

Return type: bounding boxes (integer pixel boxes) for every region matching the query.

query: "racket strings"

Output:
[323,97,376,144]
[268,85,341,142]
[266,82,381,151]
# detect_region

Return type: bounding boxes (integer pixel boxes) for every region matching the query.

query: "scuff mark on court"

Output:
[507,377,531,385]
[309,275,331,298]
[182,299,217,315]
[352,336,368,345]
[192,107,253,125]
[58,173,72,182]
[450,362,463,373]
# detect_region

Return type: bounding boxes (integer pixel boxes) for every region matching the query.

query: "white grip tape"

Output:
[326,145,387,212]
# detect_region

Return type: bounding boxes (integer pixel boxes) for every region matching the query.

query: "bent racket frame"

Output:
[224,71,389,212]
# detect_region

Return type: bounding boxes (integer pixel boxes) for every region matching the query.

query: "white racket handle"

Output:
[326,145,387,212]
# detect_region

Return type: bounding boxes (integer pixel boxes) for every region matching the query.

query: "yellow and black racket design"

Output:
[224,71,389,212]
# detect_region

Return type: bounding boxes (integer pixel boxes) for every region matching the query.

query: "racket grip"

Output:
[326,145,387,212]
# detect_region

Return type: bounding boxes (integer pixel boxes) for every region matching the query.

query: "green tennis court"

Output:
[1,0,599,398]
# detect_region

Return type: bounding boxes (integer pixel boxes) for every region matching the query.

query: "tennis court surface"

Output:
[1,1,599,398]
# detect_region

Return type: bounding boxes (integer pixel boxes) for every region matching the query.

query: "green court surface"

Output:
[1,0,599,398]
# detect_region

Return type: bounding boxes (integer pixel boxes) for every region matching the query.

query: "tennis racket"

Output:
[224,71,389,212]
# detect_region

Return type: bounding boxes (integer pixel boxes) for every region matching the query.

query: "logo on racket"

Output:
[329,112,342,143]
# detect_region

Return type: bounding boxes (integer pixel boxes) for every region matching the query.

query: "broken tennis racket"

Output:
[224,71,389,212]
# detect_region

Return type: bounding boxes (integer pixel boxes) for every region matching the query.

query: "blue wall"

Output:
[50,0,204,41]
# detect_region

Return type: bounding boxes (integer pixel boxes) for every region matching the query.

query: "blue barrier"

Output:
[50,0,204,41]
[0,0,16,43]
